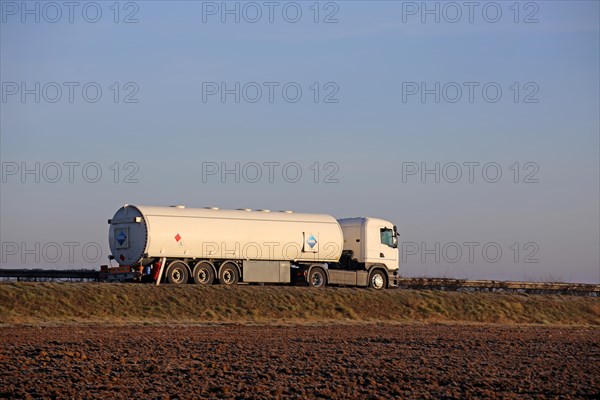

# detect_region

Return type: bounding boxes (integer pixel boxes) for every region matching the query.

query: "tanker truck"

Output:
[107,205,400,289]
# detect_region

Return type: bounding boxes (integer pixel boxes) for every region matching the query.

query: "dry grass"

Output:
[1,282,599,325]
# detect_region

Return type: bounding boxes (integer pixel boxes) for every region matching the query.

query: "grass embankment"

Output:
[1,282,599,325]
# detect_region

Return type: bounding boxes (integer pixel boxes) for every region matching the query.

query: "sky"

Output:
[1,0,599,283]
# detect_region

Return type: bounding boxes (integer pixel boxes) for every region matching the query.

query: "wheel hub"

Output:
[173,269,182,283]
[199,269,208,283]
[372,274,384,289]
[311,273,323,287]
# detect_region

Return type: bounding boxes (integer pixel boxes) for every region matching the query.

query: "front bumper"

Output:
[387,269,400,288]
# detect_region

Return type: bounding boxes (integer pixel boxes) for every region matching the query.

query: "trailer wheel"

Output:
[166,261,189,285]
[308,268,326,288]
[369,269,386,290]
[192,262,215,285]
[219,263,239,285]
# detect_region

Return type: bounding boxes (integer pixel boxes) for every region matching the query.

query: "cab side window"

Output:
[380,228,394,247]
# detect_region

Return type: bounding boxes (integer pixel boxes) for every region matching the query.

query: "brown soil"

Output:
[1,324,598,399]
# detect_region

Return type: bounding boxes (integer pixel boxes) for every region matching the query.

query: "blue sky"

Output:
[1,1,599,282]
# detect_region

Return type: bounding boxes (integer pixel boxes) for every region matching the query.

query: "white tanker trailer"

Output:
[107,205,400,289]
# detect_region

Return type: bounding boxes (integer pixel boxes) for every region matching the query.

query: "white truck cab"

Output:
[338,217,399,267]
[311,217,400,289]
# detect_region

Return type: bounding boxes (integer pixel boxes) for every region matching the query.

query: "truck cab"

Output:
[308,217,400,289]
[338,217,399,268]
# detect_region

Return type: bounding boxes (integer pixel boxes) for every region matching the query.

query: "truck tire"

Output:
[166,261,189,285]
[219,262,239,285]
[192,262,215,285]
[369,269,386,290]
[308,268,327,288]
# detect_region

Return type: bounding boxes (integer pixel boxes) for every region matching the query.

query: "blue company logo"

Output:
[307,234,317,248]
[116,230,127,246]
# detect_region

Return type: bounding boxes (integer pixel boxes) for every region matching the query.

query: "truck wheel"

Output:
[166,261,189,285]
[369,270,386,290]
[219,263,239,285]
[192,262,215,285]
[308,268,326,288]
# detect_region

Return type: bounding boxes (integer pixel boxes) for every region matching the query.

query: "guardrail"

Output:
[0,269,100,281]
[396,278,600,296]
[1,269,598,296]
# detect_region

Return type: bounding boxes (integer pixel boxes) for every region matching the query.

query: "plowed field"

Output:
[1,324,598,399]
